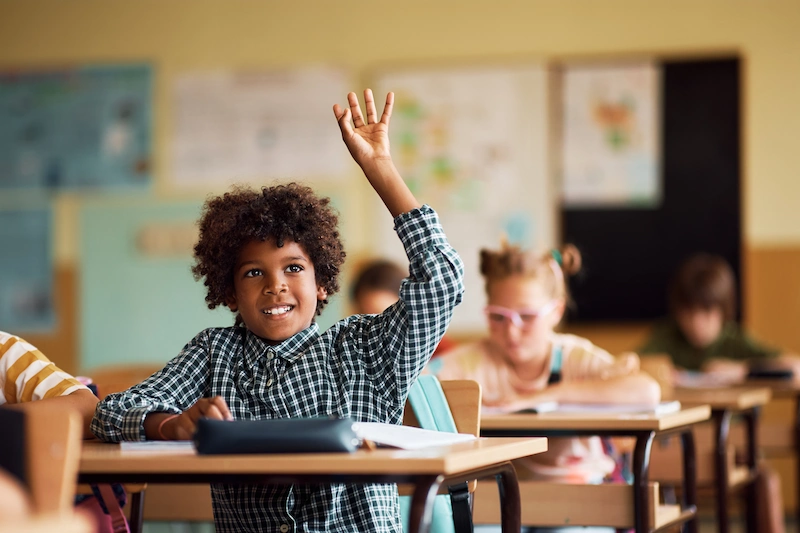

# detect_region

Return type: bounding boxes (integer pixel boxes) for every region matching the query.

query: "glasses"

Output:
[484,301,559,330]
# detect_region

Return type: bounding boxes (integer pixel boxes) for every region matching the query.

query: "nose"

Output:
[262,273,288,295]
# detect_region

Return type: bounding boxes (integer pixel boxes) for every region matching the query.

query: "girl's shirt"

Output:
[639,319,779,371]
[433,332,620,484]
[0,331,87,404]
[92,206,464,533]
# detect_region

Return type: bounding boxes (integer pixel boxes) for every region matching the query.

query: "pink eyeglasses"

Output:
[484,300,559,330]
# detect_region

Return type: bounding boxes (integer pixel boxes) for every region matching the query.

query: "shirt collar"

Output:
[243,323,320,366]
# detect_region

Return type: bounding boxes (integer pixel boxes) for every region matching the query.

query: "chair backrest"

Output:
[88,364,163,400]
[403,378,481,438]
[0,402,83,516]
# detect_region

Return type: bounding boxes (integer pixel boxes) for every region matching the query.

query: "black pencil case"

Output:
[193,417,361,455]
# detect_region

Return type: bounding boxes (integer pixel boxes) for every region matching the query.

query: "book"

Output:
[520,400,682,416]
[353,422,476,450]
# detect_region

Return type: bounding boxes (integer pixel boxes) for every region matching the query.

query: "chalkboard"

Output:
[562,57,741,322]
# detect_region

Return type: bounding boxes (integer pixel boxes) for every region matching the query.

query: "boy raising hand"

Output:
[92,90,464,533]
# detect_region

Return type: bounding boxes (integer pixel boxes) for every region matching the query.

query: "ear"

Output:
[317,286,328,301]
[549,299,567,326]
[226,293,238,312]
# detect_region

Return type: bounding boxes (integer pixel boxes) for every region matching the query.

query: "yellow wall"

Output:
[2,0,800,363]
[2,0,800,252]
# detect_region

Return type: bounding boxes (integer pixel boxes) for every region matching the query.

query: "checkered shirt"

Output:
[91,205,464,533]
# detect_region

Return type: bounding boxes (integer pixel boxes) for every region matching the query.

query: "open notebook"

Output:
[484,400,682,416]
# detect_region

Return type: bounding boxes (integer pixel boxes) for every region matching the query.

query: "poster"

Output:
[0,208,54,331]
[374,65,553,332]
[561,62,660,207]
[172,67,349,187]
[0,64,152,190]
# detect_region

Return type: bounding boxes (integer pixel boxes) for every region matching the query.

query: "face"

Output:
[354,289,398,315]
[485,275,564,366]
[675,306,724,349]
[228,239,327,343]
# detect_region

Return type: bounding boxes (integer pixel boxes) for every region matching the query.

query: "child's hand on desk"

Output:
[160,397,233,440]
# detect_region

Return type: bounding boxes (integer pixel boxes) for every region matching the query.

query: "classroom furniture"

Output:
[78,436,546,533]
[0,402,83,517]
[478,405,711,533]
[0,514,93,533]
[658,386,772,533]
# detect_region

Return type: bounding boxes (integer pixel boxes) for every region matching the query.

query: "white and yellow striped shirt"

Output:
[0,331,87,405]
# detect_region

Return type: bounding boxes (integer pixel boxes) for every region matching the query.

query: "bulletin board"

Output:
[372,64,555,333]
[561,57,741,322]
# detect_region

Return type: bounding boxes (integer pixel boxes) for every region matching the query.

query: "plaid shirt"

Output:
[92,205,464,533]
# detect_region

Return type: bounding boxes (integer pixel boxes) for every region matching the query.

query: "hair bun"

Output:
[559,244,582,276]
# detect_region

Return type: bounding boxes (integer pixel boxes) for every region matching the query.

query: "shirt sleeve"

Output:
[91,330,213,442]
[558,334,618,381]
[346,205,464,405]
[0,332,87,404]
[725,327,780,361]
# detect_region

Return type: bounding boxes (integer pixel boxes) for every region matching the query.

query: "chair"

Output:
[400,377,482,533]
[0,402,83,516]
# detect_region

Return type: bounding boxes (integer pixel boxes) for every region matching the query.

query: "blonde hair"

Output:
[479,242,582,301]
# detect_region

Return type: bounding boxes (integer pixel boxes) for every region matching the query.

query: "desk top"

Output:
[481,405,711,432]
[80,437,547,477]
[672,386,772,410]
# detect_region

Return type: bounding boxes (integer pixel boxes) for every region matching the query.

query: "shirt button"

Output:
[267,350,275,360]
[280,525,289,533]
[266,378,274,387]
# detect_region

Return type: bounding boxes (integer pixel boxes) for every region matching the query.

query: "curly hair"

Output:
[191,183,346,319]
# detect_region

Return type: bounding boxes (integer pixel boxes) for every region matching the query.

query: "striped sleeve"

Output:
[0,331,87,405]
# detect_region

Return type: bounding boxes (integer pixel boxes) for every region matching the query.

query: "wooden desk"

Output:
[670,386,772,533]
[79,437,547,533]
[480,405,711,533]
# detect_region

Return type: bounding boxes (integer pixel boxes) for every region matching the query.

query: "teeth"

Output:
[264,306,292,315]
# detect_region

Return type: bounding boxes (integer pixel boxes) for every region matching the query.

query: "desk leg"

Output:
[408,475,444,533]
[493,461,522,533]
[795,395,800,528]
[633,430,656,533]
[714,410,732,533]
[681,428,698,533]
[742,407,759,533]
[129,489,145,533]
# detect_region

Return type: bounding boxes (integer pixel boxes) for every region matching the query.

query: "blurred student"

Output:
[0,330,97,437]
[351,258,456,356]
[638,252,800,381]
[639,252,789,533]
[433,242,659,519]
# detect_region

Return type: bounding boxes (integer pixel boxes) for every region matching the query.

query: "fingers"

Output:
[347,91,365,128]
[380,91,394,126]
[364,88,377,125]
[196,396,233,421]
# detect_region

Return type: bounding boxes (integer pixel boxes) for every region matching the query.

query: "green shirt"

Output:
[638,320,779,371]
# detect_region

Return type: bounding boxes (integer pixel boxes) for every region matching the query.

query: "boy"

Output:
[92,90,464,532]
[639,252,798,379]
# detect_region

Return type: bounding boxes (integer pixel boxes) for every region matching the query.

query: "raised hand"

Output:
[333,89,393,169]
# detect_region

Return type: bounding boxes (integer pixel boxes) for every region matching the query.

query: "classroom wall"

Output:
[1,0,799,372]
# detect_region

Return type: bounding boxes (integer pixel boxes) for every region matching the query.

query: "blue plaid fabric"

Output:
[92,205,464,533]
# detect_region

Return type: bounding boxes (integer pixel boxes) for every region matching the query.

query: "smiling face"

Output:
[228,238,327,343]
[485,274,564,366]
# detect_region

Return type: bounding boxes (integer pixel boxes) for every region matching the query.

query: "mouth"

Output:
[262,305,294,316]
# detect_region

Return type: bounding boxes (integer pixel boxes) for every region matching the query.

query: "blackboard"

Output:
[562,57,741,322]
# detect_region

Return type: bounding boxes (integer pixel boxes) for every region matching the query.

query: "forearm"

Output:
[26,389,98,439]
[360,159,420,217]
[548,374,662,405]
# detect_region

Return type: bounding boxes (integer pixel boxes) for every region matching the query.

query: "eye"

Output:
[285,264,304,273]
[244,268,262,278]
[488,313,506,323]
[518,313,538,323]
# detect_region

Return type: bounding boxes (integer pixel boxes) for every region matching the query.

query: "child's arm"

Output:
[22,389,98,439]
[333,90,419,217]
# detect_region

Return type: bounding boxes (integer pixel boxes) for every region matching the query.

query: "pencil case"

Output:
[193,417,361,455]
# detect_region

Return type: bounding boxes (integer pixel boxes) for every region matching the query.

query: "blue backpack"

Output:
[399,375,472,533]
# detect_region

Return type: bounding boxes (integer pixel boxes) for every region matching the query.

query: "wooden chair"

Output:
[0,402,83,517]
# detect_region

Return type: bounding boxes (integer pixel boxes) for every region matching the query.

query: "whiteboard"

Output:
[373,64,554,333]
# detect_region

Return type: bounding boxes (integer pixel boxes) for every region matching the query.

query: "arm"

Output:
[21,389,98,439]
[333,89,420,217]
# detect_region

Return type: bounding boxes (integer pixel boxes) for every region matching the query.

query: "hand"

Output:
[162,396,232,440]
[333,89,393,169]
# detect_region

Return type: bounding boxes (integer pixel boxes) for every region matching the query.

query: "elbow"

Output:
[640,374,663,405]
